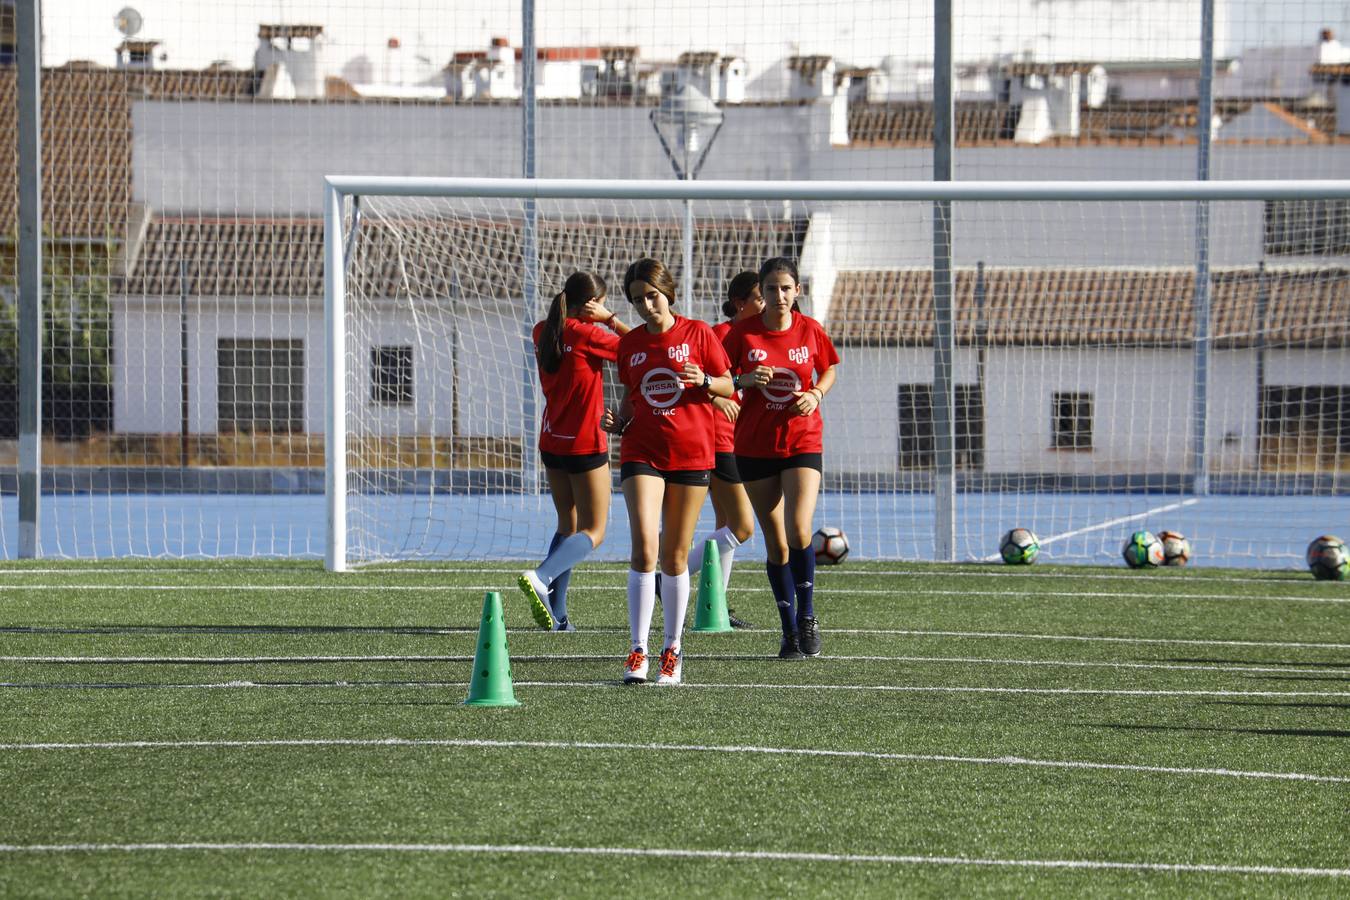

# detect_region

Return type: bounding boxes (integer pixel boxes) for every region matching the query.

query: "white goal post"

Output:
[324,176,1350,571]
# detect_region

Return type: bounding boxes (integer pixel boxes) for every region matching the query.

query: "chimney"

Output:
[116,39,161,71]
[254,25,326,99]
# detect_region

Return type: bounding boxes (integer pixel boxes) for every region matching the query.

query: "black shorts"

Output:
[712,452,742,485]
[734,452,823,483]
[620,461,712,487]
[540,450,609,474]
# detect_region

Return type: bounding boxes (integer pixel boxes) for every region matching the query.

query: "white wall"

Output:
[820,345,1350,476]
[113,295,530,439]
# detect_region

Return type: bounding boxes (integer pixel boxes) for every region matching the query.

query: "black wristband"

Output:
[702,372,713,390]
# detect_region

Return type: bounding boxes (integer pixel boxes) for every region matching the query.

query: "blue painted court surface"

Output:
[4,491,1346,569]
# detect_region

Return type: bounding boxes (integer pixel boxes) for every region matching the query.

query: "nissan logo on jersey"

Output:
[639,367,685,409]
[748,348,769,362]
[761,367,802,404]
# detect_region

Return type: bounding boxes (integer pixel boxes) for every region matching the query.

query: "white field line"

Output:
[3,679,1346,700]
[2,653,1345,678]
[0,737,1345,785]
[0,583,1341,604]
[6,625,1346,651]
[0,840,1344,878]
[0,564,1321,589]
[833,629,1350,651]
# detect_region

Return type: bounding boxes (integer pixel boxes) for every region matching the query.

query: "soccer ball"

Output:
[1158,530,1191,566]
[999,528,1039,565]
[1122,530,1164,568]
[812,526,850,565]
[1306,535,1348,581]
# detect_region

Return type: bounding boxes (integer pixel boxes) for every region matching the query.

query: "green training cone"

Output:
[692,539,732,633]
[464,591,521,707]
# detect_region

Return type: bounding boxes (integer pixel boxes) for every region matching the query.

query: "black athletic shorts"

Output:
[712,452,742,485]
[734,452,824,483]
[540,450,609,474]
[619,461,712,487]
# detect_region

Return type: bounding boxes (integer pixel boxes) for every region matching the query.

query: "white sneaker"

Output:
[517,570,554,630]
[655,647,683,686]
[623,648,649,684]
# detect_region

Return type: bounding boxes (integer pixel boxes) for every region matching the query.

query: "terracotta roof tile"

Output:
[848,98,1335,146]
[826,267,1350,348]
[121,216,804,301]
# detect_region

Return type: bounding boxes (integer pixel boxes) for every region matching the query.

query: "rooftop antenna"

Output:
[114,6,143,38]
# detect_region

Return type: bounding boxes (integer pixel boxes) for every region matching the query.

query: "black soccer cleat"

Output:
[727,608,754,629]
[798,616,821,657]
[778,633,805,660]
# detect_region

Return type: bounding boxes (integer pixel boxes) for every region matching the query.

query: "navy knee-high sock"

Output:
[545,532,573,621]
[766,561,797,635]
[788,546,816,621]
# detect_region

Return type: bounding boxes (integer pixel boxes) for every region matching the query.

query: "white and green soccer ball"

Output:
[999,528,1039,565]
[1122,530,1164,569]
[1306,535,1348,581]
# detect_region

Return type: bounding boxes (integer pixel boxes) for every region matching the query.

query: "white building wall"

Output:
[112,296,531,439]
[821,346,1287,476]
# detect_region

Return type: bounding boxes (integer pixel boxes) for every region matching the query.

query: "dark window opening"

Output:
[218,338,304,434]
[1260,385,1350,470]
[1264,199,1350,256]
[371,345,414,406]
[1052,392,1093,450]
[897,383,984,470]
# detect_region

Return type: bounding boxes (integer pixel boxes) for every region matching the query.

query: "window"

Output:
[371,346,414,406]
[217,338,304,434]
[1052,392,1092,450]
[897,384,984,470]
[1264,199,1350,256]
[1260,385,1350,468]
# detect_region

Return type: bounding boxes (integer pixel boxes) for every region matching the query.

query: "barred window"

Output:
[217,338,304,434]
[371,346,414,406]
[896,384,985,470]
[1052,392,1093,450]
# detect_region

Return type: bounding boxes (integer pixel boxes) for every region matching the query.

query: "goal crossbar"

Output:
[324,176,1350,203]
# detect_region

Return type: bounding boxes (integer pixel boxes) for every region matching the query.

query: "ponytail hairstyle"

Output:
[537,271,607,374]
[758,256,802,313]
[723,270,760,320]
[623,257,677,307]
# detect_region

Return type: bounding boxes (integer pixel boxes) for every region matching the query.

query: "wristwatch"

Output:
[701,372,713,390]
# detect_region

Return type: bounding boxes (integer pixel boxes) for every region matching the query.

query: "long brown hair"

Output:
[723,270,759,319]
[538,271,607,374]
[622,257,677,306]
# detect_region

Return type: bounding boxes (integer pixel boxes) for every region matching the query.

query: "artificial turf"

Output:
[0,560,1345,897]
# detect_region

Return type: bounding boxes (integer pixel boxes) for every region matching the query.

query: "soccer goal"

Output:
[324,176,1350,570]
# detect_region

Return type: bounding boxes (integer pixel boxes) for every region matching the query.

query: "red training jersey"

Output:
[616,316,731,471]
[532,318,621,456]
[711,320,738,454]
[723,313,840,458]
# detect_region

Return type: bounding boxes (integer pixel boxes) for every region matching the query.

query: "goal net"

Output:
[327,177,1350,569]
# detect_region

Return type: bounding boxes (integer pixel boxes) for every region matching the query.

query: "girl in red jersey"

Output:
[686,271,762,626]
[518,271,630,632]
[723,257,840,659]
[601,258,734,685]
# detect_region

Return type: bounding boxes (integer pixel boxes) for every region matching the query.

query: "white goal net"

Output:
[328,177,1350,569]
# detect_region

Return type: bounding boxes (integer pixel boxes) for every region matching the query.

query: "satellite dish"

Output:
[114,7,143,38]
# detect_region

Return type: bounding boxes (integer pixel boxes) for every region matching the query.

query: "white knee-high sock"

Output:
[660,569,690,652]
[689,527,741,592]
[627,569,656,652]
